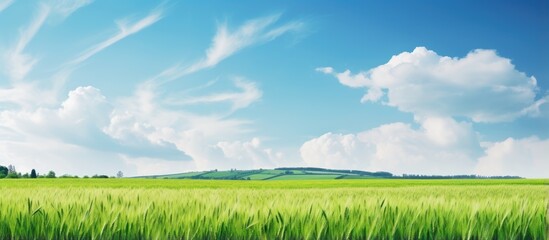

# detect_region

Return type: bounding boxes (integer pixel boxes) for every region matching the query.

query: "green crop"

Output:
[0,179,547,239]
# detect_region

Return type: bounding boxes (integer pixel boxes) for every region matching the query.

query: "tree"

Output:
[6,172,19,178]
[46,171,56,178]
[30,169,37,178]
[0,165,7,177]
[7,165,16,174]
[116,171,123,178]
[91,174,108,178]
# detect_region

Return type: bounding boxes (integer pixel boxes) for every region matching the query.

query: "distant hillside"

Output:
[137,167,521,180]
[137,167,390,180]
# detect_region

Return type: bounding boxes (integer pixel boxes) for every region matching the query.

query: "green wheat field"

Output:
[0,179,547,239]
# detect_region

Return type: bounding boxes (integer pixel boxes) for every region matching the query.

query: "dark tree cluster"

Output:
[0,165,125,179]
[0,165,76,179]
[401,174,522,179]
[0,165,46,179]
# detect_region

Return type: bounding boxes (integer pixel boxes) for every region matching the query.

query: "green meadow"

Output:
[0,179,547,239]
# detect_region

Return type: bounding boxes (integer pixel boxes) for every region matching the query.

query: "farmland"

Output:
[0,179,547,239]
[141,167,393,180]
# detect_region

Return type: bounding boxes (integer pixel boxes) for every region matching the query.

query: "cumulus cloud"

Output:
[96,74,280,173]
[300,132,369,170]
[216,138,284,169]
[318,47,543,122]
[301,117,481,175]
[302,118,549,177]
[0,86,192,175]
[0,86,111,141]
[475,137,549,178]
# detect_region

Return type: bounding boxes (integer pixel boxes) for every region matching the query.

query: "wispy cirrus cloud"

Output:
[50,5,165,100]
[164,78,262,112]
[0,0,14,12]
[50,0,93,18]
[150,13,304,85]
[2,0,93,81]
[3,4,50,81]
[69,7,164,66]
[190,14,303,72]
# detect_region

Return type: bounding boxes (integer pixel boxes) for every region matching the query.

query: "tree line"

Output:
[400,174,521,179]
[0,165,55,178]
[0,165,124,179]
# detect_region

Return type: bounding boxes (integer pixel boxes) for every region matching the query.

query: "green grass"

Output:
[147,171,205,178]
[200,171,243,178]
[269,174,341,180]
[339,175,377,179]
[0,179,547,239]
[247,173,276,180]
[304,170,357,175]
[260,170,285,175]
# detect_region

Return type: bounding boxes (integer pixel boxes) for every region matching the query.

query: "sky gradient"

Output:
[1,0,548,177]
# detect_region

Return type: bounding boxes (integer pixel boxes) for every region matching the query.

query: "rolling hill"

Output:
[136,167,522,180]
[138,167,393,180]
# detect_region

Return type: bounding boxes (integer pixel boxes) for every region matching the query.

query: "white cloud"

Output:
[300,132,369,170]
[302,117,549,177]
[475,137,549,178]
[2,0,92,81]
[0,86,193,175]
[97,78,276,173]
[47,7,163,98]
[0,0,14,12]
[1,86,108,128]
[164,78,262,112]
[3,4,50,81]
[49,0,93,18]
[151,14,303,85]
[0,12,294,176]
[301,117,480,175]
[0,82,58,108]
[216,138,284,169]
[318,47,542,122]
[70,8,163,65]
[0,86,113,148]
[189,14,302,73]
[121,155,197,176]
[523,95,549,118]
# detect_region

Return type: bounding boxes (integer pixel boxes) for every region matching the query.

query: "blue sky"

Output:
[0,0,548,177]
